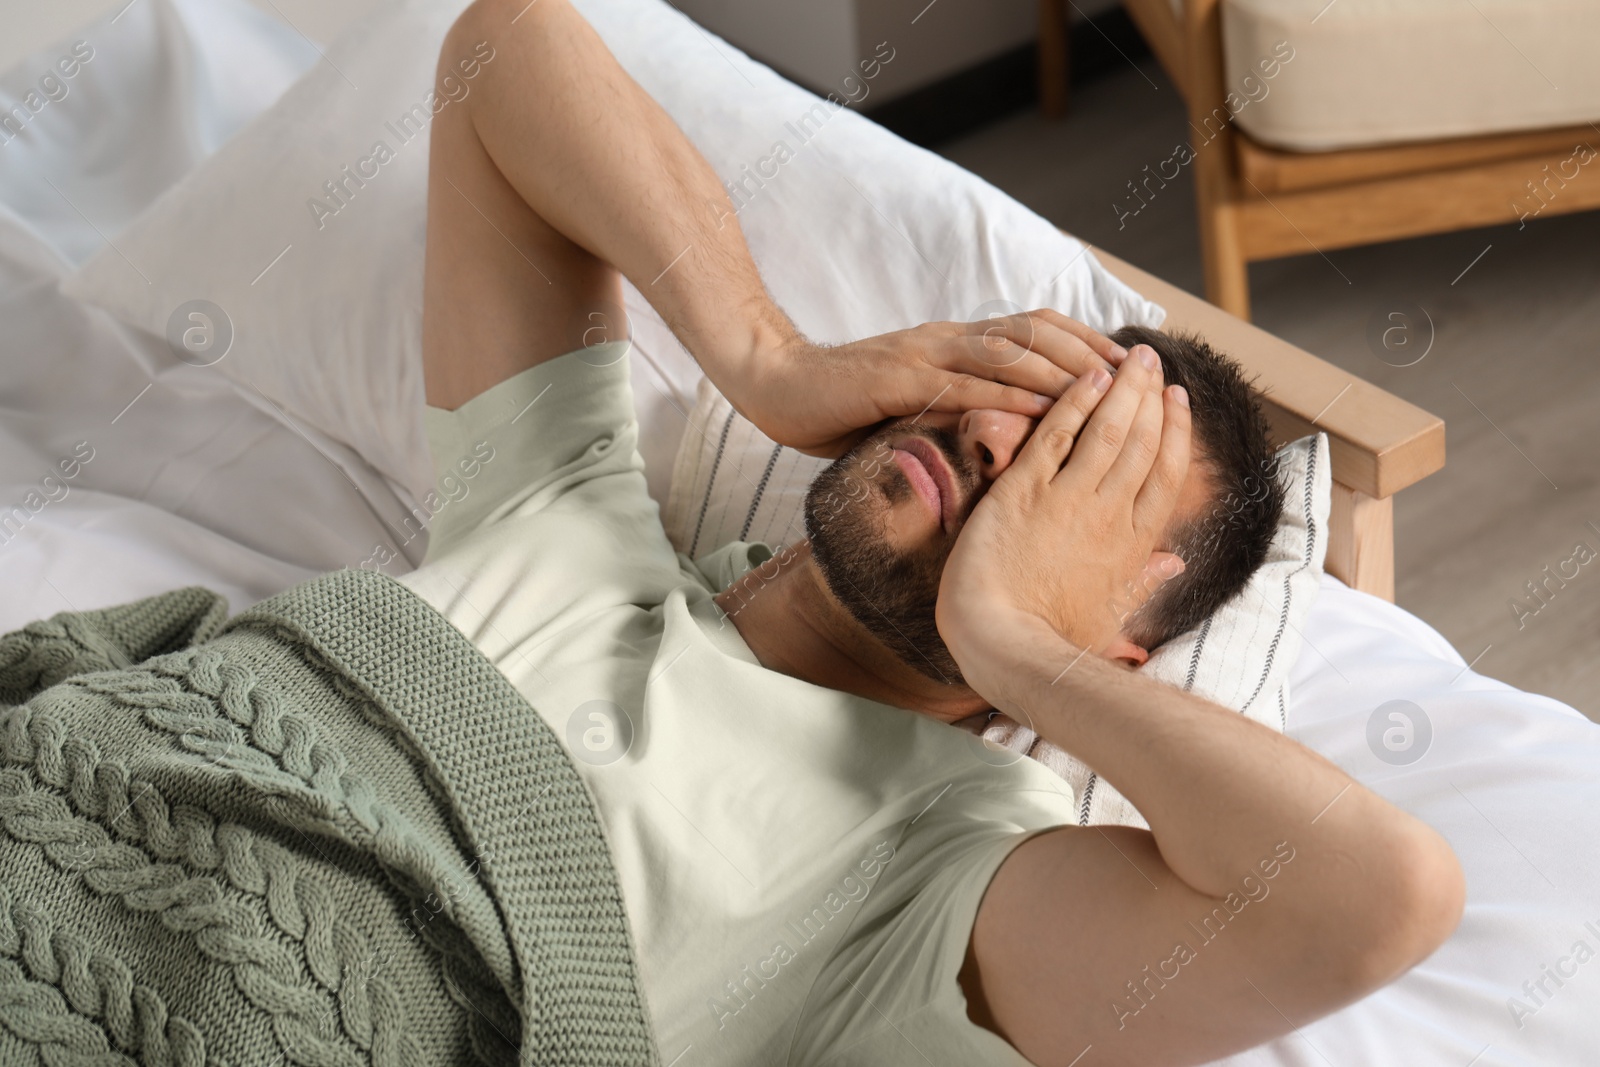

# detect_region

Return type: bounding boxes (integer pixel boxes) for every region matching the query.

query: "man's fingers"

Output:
[926,373,1061,420]
[965,314,1117,381]
[1132,384,1193,536]
[1013,366,1112,479]
[1052,343,1160,488]
[1100,363,1167,498]
[954,336,1077,401]
[1027,308,1128,366]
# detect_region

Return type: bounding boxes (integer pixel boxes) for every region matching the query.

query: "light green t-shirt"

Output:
[398,343,1080,1065]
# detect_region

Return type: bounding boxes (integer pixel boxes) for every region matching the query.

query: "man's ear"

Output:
[1103,549,1181,669]
[1102,635,1149,668]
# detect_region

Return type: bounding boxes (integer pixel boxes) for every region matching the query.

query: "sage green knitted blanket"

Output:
[0,568,660,1067]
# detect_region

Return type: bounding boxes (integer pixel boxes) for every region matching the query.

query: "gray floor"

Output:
[939,59,1600,721]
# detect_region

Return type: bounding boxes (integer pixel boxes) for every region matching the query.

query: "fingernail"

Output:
[1138,346,1158,371]
[1159,556,1184,578]
[1171,384,1189,408]
[1110,345,1129,363]
[1032,392,1054,407]
[1090,368,1112,391]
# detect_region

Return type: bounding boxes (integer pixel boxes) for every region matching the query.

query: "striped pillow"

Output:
[662,377,832,560]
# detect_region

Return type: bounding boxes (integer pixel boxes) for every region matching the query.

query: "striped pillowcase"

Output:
[662,378,832,560]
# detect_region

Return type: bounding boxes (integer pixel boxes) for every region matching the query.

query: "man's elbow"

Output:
[1339,827,1466,993]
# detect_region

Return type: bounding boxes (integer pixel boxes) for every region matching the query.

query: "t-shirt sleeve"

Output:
[416,341,641,560]
[794,801,1050,1066]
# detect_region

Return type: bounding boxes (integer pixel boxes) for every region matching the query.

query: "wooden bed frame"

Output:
[1089,247,1445,602]
[1094,0,1600,319]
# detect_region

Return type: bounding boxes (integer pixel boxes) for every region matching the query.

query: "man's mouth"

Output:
[889,435,960,535]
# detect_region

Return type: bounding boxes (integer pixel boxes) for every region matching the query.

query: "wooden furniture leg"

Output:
[1038,0,1069,119]
[1181,0,1253,318]
[1197,173,1250,318]
[1326,485,1396,601]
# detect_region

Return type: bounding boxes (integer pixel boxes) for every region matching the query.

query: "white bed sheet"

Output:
[1,1,1597,1064]
[1272,575,1599,1066]
[0,0,414,623]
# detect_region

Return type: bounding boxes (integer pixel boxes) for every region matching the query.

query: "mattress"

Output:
[1219,0,1600,151]
[3,1,1600,1064]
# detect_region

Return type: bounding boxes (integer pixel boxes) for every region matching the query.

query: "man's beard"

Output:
[802,424,975,687]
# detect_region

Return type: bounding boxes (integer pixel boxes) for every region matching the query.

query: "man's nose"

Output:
[956,409,1038,482]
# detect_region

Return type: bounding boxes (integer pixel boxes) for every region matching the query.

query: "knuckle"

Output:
[982,317,1018,344]
[956,376,995,400]
[1093,419,1125,451]
[1039,425,1077,454]
[981,329,1012,350]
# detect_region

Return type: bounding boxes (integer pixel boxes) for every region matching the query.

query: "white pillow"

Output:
[0,0,318,267]
[60,0,463,501]
[60,0,1161,512]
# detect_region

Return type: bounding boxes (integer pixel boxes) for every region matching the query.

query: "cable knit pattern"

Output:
[2,697,415,1064]
[0,884,205,1066]
[0,587,228,707]
[1,764,378,1067]
[0,957,136,1067]
[0,575,660,1067]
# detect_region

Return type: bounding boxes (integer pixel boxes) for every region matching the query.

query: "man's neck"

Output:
[715,542,988,723]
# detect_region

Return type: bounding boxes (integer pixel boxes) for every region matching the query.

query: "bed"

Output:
[2,0,1597,1064]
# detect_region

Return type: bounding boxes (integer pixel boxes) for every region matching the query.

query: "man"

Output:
[785,321,1284,693]
[404,1,1465,1064]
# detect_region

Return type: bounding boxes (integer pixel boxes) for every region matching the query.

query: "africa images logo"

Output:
[1366,699,1432,766]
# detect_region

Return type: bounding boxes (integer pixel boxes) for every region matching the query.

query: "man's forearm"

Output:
[461,0,799,376]
[439,0,1095,452]
[993,629,1458,945]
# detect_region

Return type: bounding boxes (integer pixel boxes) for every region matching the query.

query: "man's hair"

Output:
[1109,324,1285,651]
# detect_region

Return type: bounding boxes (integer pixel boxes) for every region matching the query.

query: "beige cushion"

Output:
[1219,0,1600,151]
